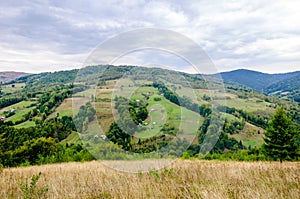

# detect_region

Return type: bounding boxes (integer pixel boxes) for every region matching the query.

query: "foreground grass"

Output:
[1,160,299,199]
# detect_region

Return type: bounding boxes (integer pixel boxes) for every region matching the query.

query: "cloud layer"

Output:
[0,0,299,73]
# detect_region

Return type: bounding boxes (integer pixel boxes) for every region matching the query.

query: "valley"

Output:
[0,65,299,198]
[0,66,299,165]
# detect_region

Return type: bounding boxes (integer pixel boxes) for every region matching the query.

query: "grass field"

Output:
[134,93,203,139]
[1,160,299,199]
[14,120,36,129]
[230,122,265,148]
[113,84,203,139]
[0,101,34,113]
[215,97,274,113]
[48,97,89,119]
[220,112,265,148]
[60,131,80,145]
[93,81,203,136]
[1,83,25,94]
[95,87,115,133]
[72,88,96,98]
[0,101,36,123]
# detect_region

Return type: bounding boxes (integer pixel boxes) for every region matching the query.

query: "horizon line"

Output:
[0,65,299,75]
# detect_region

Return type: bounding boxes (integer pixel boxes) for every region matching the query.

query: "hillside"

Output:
[265,74,300,102]
[208,69,300,102]
[0,65,299,168]
[216,69,300,91]
[0,71,30,83]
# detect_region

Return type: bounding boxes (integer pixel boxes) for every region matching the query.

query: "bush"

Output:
[154,97,161,101]
[19,172,49,199]
[0,163,3,174]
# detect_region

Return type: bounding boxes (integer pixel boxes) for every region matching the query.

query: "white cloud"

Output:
[0,0,299,73]
[144,1,188,27]
[0,46,87,73]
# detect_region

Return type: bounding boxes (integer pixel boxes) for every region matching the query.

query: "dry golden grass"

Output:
[48,97,90,118]
[1,160,299,199]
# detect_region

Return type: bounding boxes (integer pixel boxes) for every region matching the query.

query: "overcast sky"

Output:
[0,0,299,74]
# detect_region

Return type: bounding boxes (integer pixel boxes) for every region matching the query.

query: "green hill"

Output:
[0,65,299,167]
[208,69,300,102]
[216,69,300,92]
[265,74,300,102]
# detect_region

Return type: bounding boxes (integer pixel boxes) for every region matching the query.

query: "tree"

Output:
[263,107,299,162]
[107,122,132,151]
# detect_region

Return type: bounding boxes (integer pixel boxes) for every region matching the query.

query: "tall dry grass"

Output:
[0,160,299,199]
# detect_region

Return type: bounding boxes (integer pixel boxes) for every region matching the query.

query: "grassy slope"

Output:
[14,121,36,129]
[1,160,299,199]
[48,97,90,119]
[1,83,26,94]
[94,80,116,133]
[47,78,267,147]
[59,131,80,145]
[220,112,265,148]
[0,101,36,123]
[68,80,203,137]
[0,74,287,149]
[216,97,274,113]
[230,122,265,148]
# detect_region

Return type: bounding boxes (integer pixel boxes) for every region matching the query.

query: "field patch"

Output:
[230,122,265,148]
[14,120,36,129]
[1,83,25,94]
[0,101,36,123]
[49,97,89,118]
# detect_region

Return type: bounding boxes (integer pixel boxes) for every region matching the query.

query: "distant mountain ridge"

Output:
[0,71,30,83]
[208,69,300,102]
[217,69,300,91]
[265,74,300,102]
[3,68,300,102]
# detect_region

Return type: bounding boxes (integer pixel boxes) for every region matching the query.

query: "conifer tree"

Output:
[263,107,299,162]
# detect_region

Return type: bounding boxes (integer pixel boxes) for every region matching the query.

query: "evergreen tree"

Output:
[263,107,299,162]
[107,122,132,151]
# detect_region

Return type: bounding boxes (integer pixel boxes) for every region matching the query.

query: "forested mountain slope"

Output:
[265,74,300,102]
[208,69,300,102]
[217,69,300,91]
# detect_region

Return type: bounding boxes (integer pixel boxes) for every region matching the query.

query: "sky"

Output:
[0,0,299,74]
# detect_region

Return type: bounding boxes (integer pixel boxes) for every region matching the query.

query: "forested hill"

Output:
[216,69,300,91]
[206,69,300,102]
[265,74,300,102]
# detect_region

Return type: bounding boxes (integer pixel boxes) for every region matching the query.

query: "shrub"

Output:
[19,172,49,199]
[0,163,3,174]
[154,97,161,101]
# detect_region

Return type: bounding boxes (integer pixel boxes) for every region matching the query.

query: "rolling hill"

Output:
[208,69,300,102]
[217,69,300,91]
[0,65,299,168]
[265,74,300,102]
[0,71,30,83]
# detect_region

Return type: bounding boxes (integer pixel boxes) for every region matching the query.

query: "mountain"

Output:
[217,69,300,92]
[265,74,300,102]
[0,71,30,83]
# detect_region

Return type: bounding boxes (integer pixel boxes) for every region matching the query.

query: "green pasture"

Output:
[1,83,25,94]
